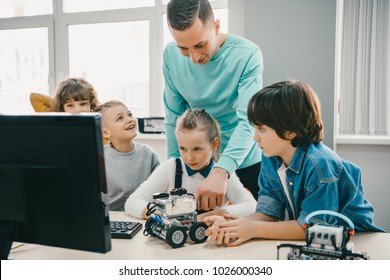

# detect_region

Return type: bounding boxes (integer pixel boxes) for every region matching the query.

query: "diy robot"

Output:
[277,210,369,260]
[143,188,208,248]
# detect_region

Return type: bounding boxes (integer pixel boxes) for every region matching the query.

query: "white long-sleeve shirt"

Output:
[125,157,256,219]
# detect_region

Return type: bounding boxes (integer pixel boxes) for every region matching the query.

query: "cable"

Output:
[146,202,157,217]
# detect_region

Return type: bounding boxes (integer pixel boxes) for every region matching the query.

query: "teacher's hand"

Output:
[195,167,228,210]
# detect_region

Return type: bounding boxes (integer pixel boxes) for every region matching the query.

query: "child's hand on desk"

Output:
[204,213,254,247]
[203,213,238,244]
[142,208,149,220]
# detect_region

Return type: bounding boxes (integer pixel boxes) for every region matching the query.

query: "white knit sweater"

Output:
[125,157,256,219]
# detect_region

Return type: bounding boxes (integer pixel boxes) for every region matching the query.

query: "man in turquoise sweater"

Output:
[163,0,264,210]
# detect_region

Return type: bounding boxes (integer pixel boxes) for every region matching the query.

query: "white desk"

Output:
[9,211,390,260]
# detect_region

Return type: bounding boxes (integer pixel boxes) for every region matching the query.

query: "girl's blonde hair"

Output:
[176,108,221,161]
[51,77,99,112]
[94,100,126,115]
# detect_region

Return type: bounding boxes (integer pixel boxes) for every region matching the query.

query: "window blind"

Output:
[338,0,389,136]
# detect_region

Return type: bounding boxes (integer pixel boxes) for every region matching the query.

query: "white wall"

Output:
[136,134,167,162]
[242,0,336,148]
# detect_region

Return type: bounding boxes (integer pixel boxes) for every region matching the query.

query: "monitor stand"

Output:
[0,221,18,260]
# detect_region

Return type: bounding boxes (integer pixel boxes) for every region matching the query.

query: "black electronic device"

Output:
[110,221,142,239]
[138,117,165,134]
[0,113,111,260]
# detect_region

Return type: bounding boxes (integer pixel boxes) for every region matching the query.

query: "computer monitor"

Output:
[0,113,111,259]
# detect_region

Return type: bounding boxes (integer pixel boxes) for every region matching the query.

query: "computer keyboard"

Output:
[110,220,142,239]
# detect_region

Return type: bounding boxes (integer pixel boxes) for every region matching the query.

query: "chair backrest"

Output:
[30,93,53,112]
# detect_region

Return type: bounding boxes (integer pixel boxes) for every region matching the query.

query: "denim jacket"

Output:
[256,142,384,232]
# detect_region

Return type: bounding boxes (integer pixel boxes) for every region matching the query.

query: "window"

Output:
[0,0,228,117]
[336,0,390,139]
[0,0,52,18]
[62,0,154,13]
[0,28,49,114]
[68,21,150,117]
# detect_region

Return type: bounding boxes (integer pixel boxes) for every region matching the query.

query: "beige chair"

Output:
[29,92,53,112]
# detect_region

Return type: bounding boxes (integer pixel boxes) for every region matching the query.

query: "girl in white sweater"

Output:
[125,108,256,220]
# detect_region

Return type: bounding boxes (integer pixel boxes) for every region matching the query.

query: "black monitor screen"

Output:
[0,114,111,259]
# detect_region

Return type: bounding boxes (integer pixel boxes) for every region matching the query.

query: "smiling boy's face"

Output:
[101,104,137,142]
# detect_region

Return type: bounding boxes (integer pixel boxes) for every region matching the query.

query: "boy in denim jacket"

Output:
[204,80,384,246]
